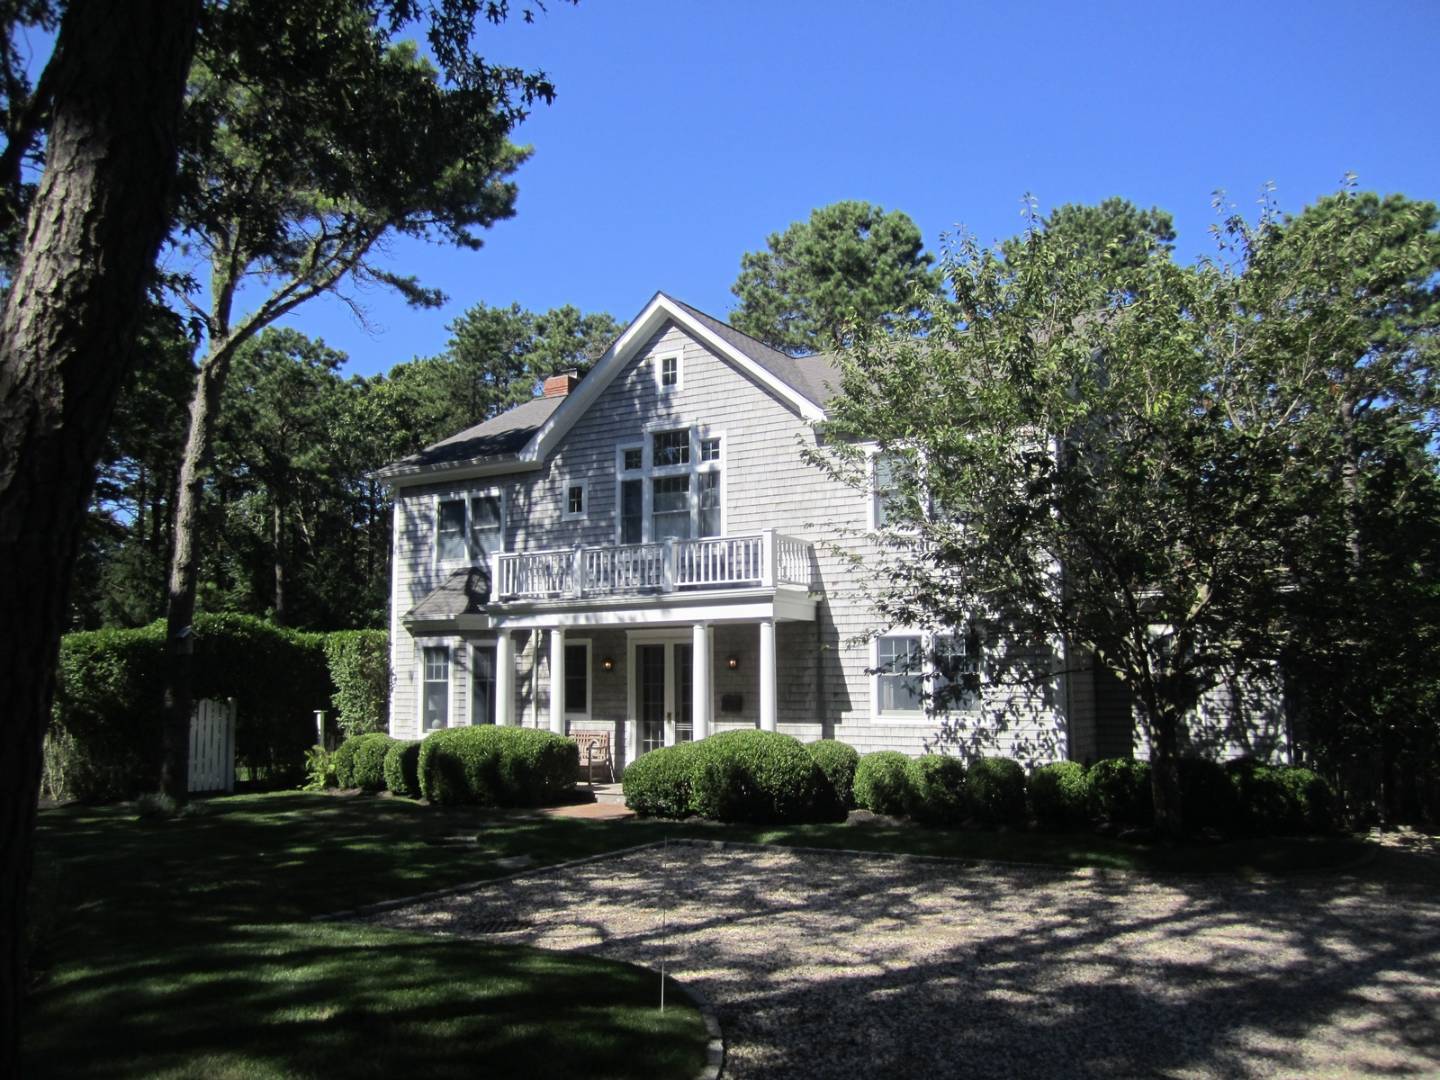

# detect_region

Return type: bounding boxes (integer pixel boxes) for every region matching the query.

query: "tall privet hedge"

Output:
[323,630,390,737]
[44,615,384,800]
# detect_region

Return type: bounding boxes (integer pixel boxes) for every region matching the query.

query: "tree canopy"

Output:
[815,189,1440,834]
[729,200,945,355]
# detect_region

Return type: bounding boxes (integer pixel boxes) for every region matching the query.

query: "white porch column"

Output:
[759,618,777,732]
[495,629,515,726]
[692,621,712,741]
[549,626,566,735]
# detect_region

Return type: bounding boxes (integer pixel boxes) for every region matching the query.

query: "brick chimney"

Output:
[542,370,579,398]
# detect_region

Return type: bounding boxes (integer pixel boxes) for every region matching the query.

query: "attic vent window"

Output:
[655,352,681,392]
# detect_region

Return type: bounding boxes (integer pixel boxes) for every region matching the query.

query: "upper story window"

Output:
[615,426,724,544]
[655,352,681,392]
[436,491,504,565]
[563,480,588,521]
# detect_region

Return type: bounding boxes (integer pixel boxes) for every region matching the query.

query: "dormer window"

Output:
[655,352,681,392]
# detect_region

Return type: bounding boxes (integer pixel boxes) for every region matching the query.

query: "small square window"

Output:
[652,429,690,467]
[660,355,679,388]
[700,437,721,462]
[623,447,643,471]
[567,485,584,515]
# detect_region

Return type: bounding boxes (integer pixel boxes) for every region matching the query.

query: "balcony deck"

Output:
[493,530,818,601]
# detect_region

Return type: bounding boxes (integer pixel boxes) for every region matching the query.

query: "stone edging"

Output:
[665,973,725,1080]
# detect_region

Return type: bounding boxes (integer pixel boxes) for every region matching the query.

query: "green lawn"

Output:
[25,791,1369,1077]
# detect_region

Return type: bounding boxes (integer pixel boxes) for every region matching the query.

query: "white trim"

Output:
[870,628,982,724]
[653,349,683,394]
[488,589,818,629]
[388,500,402,735]
[527,294,825,468]
[561,478,589,522]
[626,628,694,754]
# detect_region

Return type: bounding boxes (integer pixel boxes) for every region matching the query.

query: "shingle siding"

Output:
[385,310,1285,772]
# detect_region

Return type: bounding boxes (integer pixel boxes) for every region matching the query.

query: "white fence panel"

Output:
[188,697,236,794]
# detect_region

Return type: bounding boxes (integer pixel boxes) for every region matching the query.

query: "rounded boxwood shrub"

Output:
[688,729,842,824]
[383,739,422,799]
[333,732,396,791]
[965,756,1026,826]
[1225,759,1290,833]
[807,739,860,810]
[622,742,700,818]
[1028,761,1090,829]
[1176,757,1238,833]
[907,755,968,825]
[853,751,914,816]
[1087,758,1154,828]
[417,726,578,807]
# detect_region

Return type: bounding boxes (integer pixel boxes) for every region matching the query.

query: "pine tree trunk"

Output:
[273,498,286,625]
[161,344,239,801]
[0,1,198,1069]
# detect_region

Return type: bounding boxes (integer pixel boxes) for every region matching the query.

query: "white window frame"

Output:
[562,478,589,522]
[871,628,982,723]
[432,486,507,571]
[611,424,726,544]
[417,640,453,734]
[654,350,683,393]
[563,637,592,722]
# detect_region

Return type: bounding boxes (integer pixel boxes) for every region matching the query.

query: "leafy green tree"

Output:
[815,192,1437,837]
[730,200,945,355]
[159,2,564,800]
[1007,196,1176,277]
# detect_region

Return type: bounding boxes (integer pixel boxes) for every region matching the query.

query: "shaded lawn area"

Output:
[25,790,1369,1077]
[25,793,711,1080]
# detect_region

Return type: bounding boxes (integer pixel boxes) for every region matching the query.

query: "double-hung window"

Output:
[875,630,982,717]
[422,646,450,731]
[436,491,504,564]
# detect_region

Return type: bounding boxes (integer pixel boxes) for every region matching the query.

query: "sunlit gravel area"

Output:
[362,833,1440,1078]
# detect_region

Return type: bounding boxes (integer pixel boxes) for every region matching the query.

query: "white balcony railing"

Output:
[493,530,817,600]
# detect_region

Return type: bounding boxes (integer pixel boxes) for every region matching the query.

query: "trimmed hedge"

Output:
[324,630,390,738]
[333,733,395,791]
[383,740,423,799]
[622,742,700,818]
[622,732,844,824]
[1226,761,1336,834]
[965,756,1026,826]
[853,751,913,816]
[1088,759,1154,828]
[1028,761,1090,828]
[907,756,968,825]
[806,739,860,810]
[690,730,843,824]
[44,614,333,799]
[417,726,578,807]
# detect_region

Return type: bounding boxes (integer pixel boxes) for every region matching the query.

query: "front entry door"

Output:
[634,639,694,756]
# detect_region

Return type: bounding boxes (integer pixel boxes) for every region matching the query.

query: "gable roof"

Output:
[379,293,841,488]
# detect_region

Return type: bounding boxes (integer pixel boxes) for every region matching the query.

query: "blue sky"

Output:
[261,0,1439,378]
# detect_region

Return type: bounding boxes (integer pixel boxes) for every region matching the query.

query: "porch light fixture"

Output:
[601,656,615,672]
[727,655,739,671]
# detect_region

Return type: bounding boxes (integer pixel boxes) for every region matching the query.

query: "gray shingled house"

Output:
[378,293,1289,774]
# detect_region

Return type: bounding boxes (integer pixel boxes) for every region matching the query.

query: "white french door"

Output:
[630,634,694,756]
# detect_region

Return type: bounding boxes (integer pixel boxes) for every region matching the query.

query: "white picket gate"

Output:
[188,697,236,794]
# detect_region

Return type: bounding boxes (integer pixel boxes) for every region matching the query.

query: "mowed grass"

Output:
[26,790,1369,1077]
[25,794,711,1079]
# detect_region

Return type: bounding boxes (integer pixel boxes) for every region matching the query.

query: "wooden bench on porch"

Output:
[569,730,615,785]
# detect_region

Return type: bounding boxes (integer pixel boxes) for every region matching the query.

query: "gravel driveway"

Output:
[361,834,1440,1078]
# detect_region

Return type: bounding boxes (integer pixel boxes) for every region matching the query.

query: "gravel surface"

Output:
[361,833,1440,1078]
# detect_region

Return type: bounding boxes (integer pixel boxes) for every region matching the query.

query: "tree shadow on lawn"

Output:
[23,921,706,1080]
[372,842,1440,1078]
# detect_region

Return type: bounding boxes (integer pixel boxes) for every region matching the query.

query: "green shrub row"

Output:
[43,616,391,801]
[333,732,395,791]
[846,748,1334,836]
[623,731,847,824]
